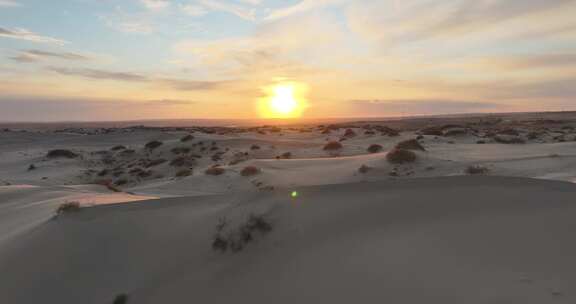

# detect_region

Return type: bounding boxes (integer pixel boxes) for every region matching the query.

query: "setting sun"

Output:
[258,82,308,119]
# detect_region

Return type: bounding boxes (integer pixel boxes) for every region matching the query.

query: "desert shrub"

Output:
[358,165,372,174]
[344,128,357,137]
[280,152,292,159]
[110,145,126,151]
[170,157,196,167]
[443,128,467,136]
[180,134,194,142]
[377,126,400,137]
[367,144,383,153]
[28,164,36,171]
[250,144,261,150]
[56,201,81,215]
[395,139,425,151]
[323,141,343,151]
[476,140,486,144]
[171,147,191,154]
[144,140,163,150]
[175,169,192,177]
[114,179,128,186]
[205,166,225,176]
[494,135,525,144]
[119,149,135,157]
[212,214,272,253]
[95,180,122,192]
[498,128,519,136]
[46,149,78,159]
[465,165,489,175]
[240,166,260,176]
[386,148,417,164]
[112,294,129,304]
[145,159,167,168]
[419,126,443,136]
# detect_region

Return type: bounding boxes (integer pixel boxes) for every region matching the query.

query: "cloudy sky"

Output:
[1,0,575,121]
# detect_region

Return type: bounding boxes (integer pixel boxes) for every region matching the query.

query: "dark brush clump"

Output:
[46,149,78,159]
[386,148,417,164]
[145,140,163,150]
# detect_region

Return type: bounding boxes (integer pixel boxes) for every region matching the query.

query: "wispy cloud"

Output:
[47,66,149,82]
[0,27,67,44]
[485,53,576,70]
[10,49,91,63]
[198,0,256,21]
[264,0,344,21]
[350,99,502,115]
[0,0,20,7]
[140,0,170,10]
[46,66,231,91]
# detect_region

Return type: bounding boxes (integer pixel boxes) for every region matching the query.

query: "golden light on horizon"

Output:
[258,82,308,119]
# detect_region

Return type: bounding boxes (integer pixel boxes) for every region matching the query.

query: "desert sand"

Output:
[1,112,576,303]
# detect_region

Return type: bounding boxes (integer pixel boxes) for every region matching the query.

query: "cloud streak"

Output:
[0,27,67,44]
[10,49,91,63]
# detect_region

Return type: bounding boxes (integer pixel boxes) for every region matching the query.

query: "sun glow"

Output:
[258,82,308,118]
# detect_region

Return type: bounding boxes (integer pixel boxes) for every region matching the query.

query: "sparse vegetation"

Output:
[110,145,126,151]
[323,141,343,151]
[180,134,194,142]
[112,294,129,304]
[170,157,196,167]
[358,165,372,174]
[28,164,36,171]
[240,166,260,176]
[494,135,526,144]
[56,201,81,215]
[46,149,78,159]
[212,214,273,253]
[367,144,383,153]
[205,166,225,176]
[145,140,163,150]
[395,139,425,151]
[145,159,167,168]
[250,144,261,150]
[175,169,192,177]
[465,165,490,175]
[386,148,417,164]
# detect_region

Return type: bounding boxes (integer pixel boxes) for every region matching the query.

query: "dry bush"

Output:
[212,214,273,253]
[240,166,260,176]
[344,128,357,137]
[145,159,167,168]
[395,139,426,151]
[95,180,122,192]
[367,144,383,153]
[170,157,196,167]
[110,145,126,151]
[280,152,292,159]
[46,149,78,159]
[205,166,225,176]
[175,169,192,177]
[250,144,261,150]
[180,134,194,142]
[56,201,81,215]
[112,294,129,304]
[465,165,490,175]
[419,126,443,136]
[144,140,163,150]
[171,147,191,154]
[494,135,526,144]
[358,165,372,174]
[323,141,343,151]
[386,148,417,164]
[443,128,467,136]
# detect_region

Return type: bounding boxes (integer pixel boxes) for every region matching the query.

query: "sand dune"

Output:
[2,113,576,303]
[1,177,576,303]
